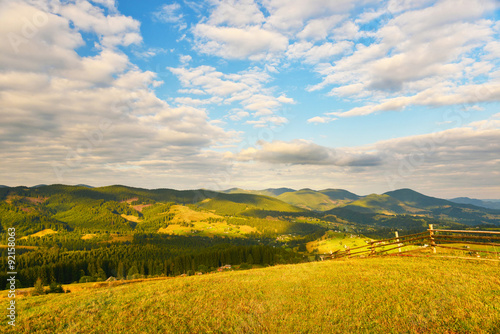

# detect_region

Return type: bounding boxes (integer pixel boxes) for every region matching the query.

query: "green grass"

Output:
[199,194,306,216]
[3,257,499,333]
[307,231,371,253]
[344,194,418,214]
[277,190,341,211]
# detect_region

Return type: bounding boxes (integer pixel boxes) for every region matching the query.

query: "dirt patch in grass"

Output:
[132,204,152,212]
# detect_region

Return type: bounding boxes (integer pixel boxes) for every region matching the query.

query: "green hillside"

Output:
[198,193,306,215]
[319,188,360,200]
[384,188,453,208]
[277,188,360,211]
[223,187,296,197]
[342,194,421,214]
[3,257,499,333]
[277,189,338,211]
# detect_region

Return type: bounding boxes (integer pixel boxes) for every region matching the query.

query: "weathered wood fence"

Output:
[328,225,500,259]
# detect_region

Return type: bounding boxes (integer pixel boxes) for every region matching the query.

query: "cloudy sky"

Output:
[1,0,499,198]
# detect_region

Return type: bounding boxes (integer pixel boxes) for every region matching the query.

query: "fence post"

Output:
[429,224,436,254]
[395,231,401,253]
[370,241,375,256]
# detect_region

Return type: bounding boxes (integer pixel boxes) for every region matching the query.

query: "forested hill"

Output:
[0,184,499,291]
[1,185,499,238]
[0,184,305,236]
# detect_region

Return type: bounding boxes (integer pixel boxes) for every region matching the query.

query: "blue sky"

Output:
[0,0,499,198]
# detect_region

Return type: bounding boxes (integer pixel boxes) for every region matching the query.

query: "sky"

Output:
[0,0,499,198]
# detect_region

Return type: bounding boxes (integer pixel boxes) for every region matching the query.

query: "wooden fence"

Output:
[326,225,500,260]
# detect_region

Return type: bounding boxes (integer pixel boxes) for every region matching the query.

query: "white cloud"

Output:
[234,139,381,166]
[331,21,359,40]
[191,0,365,61]
[334,81,500,117]
[207,0,265,27]
[287,41,353,64]
[296,15,345,40]
[153,3,187,30]
[307,116,336,124]
[227,118,500,197]
[228,110,250,121]
[168,65,294,126]
[193,24,288,60]
[174,96,223,106]
[262,0,356,32]
[58,0,142,47]
[309,0,500,116]
[0,0,238,187]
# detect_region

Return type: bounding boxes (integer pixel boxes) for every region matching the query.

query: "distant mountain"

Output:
[276,188,360,211]
[225,187,360,211]
[1,184,499,236]
[319,189,360,201]
[326,188,500,227]
[31,184,48,188]
[0,185,8,188]
[75,184,94,188]
[0,184,307,235]
[384,188,452,208]
[223,187,295,197]
[340,193,423,214]
[449,197,500,210]
[198,192,306,216]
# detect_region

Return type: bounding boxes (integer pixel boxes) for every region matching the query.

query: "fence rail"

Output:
[327,225,500,260]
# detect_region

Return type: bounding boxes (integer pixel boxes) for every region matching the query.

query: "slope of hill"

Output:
[384,188,453,208]
[198,193,306,216]
[319,188,360,201]
[223,187,296,197]
[328,189,500,227]
[1,185,499,239]
[0,185,308,236]
[3,257,499,334]
[275,189,338,211]
[272,188,359,211]
[340,193,422,214]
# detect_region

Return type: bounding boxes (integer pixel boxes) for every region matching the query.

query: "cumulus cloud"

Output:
[296,15,345,40]
[58,0,142,47]
[233,139,382,166]
[0,0,236,187]
[287,40,353,64]
[226,118,500,197]
[307,116,336,124]
[168,65,295,126]
[232,119,500,170]
[153,3,186,29]
[194,24,288,60]
[192,0,364,62]
[206,0,265,27]
[262,0,357,32]
[310,0,500,116]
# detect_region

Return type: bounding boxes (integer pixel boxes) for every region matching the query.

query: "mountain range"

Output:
[448,197,500,210]
[1,185,499,239]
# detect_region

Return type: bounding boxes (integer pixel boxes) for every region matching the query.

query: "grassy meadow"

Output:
[2,256,499,333]
[306,231,371,253]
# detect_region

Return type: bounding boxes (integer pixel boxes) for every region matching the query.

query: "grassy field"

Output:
[157,221,257,238]
[306,231,372,253]
[156,205,258,238]
[2,256,499,333]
